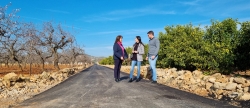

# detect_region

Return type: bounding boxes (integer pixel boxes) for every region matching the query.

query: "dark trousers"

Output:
[114,59,122,79]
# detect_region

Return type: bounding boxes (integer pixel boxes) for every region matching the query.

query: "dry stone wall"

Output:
[104,65,250,101]
[0,65,91,108]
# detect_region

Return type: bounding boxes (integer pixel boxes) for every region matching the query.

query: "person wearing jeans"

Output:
[113,35,128,82]
[146,31,160,83]
[128,36,145,82]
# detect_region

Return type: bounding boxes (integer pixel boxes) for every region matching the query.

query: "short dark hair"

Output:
[147,30,154,36]
[114,35,123,44]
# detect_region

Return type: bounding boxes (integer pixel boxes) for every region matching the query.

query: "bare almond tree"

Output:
[62,44,85,67]
[0,3,24,70]
[40,22,73,70]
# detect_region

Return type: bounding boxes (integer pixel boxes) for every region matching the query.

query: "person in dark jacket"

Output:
[113,35,128,82]
[128,36,145,82]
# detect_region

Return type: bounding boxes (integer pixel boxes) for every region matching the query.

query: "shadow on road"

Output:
[119,76,129,81]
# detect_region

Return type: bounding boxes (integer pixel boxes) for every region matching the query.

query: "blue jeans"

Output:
[129,60,141,79]
[148,56,158,81]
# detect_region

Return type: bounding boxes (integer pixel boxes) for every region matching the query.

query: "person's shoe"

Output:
[115,79,119,82]
[151,81,157,84]
[128,78,133,83]
[136,78,140,82]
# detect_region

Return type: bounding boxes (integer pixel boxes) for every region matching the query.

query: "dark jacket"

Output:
[113,42,128,60]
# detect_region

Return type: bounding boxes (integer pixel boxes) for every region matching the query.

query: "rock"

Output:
[190,85,198,91]
[203,76,210,81]
[194,88,208,97]
[176,76,184,80]
[171,68,177,73]
[234,77,246,84]
[239,93,250,100]
[182,85,189,90]
[237,89,244,93]
[216,76,228,83]
[51,72,59,79]
[208,77,216,83]
[170,71,178,79]
[63,73,68,78]
[243,87,249,93]
[242,80,250,87]
[192,70,203,79]
[236,84,243,90]
[211,73,222,79]
[206,82,213,90]
[213,82,227,90]
[177,70,185,76]
[157,71,165,77]
[228,92,240,99]
[60,68,75,75]
[3,72,18,82]
[41,71,49,79]
[225,83,237,91]
[14,82,25,88]
[229,77,234,83]
[33,89,40,93]
[0,81,3,87]
[177,80,183,84]
[189,78,196,84]
[30,75,40,82]
[217,95,223,100]
[215,89,224,95]
[183,71,192,80]
[58,76,65,82]
[200,80,206,87]
[27,82,38,89]
[196,79,201,83]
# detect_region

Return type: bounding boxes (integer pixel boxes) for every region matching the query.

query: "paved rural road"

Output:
[14,65,237,108]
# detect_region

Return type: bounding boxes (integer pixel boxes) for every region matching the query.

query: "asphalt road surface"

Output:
[14,65,237,108]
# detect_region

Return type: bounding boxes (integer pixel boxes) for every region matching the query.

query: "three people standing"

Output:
[128,36,145,82]
[113,30,160,83]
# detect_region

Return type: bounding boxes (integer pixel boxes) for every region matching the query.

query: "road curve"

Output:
[14,65,237,108]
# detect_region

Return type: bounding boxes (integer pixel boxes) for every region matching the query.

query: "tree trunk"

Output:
[70,61,73,68]
[40,58,45,71]
[29,62,32,76]
[17,61,23,71]
[53,53,60,70]
[5,60,9,67]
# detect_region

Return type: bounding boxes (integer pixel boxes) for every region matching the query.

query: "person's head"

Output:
[134,36,144,46]
[147,30,154,39]
[115,35,123,43]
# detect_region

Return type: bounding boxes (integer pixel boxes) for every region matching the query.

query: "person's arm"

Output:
[138,45,144,55]
[124,49,128,59]
[113,44,121,58]
[153,39,160,56]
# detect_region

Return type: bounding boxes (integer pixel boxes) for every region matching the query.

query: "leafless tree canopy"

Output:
[0,4,91,71]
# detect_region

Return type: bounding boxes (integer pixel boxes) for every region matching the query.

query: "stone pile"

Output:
[104,65,250,101]
[0,66,86,100]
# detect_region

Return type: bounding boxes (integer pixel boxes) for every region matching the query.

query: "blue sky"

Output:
[1,0,250,57]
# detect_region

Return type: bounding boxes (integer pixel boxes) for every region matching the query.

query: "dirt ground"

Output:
[0,64,72,77]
